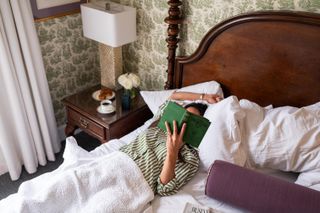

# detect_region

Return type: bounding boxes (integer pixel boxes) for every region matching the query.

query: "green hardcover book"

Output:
[157,101,211,148]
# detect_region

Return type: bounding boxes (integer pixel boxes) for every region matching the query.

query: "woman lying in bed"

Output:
[120,91,222,196]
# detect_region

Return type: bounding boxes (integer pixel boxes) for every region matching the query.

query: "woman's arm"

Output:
[157,148,199,196]
[157,120,199,196]
[159,121,186,184]
[170,92,222,103]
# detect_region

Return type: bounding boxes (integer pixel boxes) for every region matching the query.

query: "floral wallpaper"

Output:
[179,0,320,56]
[35,0,319,126]
[35,14,100,126]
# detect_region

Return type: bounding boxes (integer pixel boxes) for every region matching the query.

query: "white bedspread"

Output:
[0,144,154,213]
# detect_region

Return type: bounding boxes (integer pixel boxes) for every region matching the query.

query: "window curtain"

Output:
[0,0,60,180]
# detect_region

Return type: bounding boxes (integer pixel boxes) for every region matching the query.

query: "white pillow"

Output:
[238,99,279,168]
[239,99,266,136]
[140,81,224,115]
[199,96,247,172]
[239,99,275,141]
[244,101,320,173]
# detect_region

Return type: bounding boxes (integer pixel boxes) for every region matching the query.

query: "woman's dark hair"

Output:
[184,103,208,116]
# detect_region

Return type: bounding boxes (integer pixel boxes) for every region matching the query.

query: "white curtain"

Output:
[0,0,60,180]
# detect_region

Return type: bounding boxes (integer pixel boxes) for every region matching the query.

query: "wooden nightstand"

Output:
[62,85,152,143]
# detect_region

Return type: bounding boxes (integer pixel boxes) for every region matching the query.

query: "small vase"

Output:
[122,90,131,110]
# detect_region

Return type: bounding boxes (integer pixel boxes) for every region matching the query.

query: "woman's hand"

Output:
[204,94,222,104]
[165,120,186,159]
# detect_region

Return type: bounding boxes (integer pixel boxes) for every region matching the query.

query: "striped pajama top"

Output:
[120,127,199,196]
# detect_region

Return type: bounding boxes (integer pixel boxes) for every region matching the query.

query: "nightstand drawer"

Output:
[68,108,105,140]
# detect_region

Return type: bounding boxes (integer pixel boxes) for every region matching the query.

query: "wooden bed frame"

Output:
[165,2,320,108]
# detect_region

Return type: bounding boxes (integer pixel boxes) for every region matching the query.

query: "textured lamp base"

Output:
[99,43,123,89]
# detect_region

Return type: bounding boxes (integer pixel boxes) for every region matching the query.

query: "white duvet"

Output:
[0,139,154,213]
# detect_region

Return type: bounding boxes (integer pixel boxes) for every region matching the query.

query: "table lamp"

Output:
[81,1,136,89]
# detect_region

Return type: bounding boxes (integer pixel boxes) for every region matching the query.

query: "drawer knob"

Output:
[79,117,89,128]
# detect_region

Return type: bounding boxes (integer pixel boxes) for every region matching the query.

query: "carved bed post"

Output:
[164,0,183,89]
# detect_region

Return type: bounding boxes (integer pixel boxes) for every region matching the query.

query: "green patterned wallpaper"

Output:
[35,0,319,126]
[35,14,100,126]
[179,0,320,56]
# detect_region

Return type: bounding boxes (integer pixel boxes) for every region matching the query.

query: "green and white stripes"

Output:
[120,127,199,196]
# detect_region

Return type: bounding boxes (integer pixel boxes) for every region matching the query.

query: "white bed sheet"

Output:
[89,118,298,213]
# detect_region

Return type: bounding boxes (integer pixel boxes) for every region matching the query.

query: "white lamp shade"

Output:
[81,3,136,47]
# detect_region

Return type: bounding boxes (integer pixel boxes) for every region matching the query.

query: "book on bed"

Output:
[157,101,210,148]
[183,202,221,213]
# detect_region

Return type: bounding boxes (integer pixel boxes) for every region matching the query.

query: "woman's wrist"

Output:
[199,93,204,101]
[203,94,208,101]
[166,151,178,162]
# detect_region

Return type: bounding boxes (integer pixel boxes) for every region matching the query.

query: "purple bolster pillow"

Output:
[205,160,320,213]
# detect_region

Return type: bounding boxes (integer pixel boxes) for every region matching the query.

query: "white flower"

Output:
[128,73,140,88]
[118,72,140,90]
[118,74,133,90]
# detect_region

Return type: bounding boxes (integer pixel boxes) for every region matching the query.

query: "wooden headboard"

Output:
[165,9,320,107]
